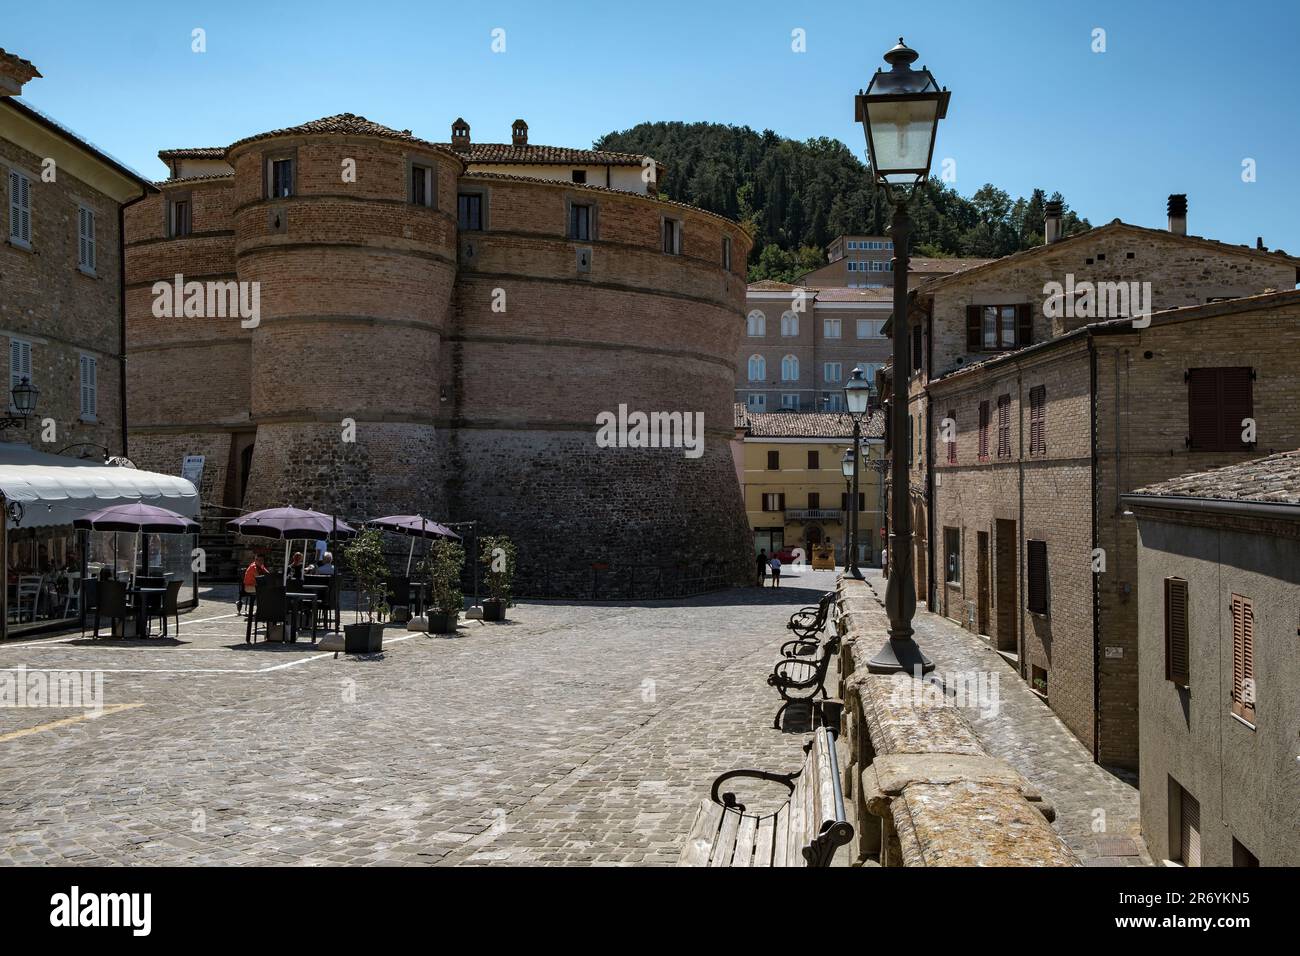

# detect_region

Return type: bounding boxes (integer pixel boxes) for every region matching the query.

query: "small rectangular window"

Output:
[569,203,592,241]
[169,200,192,238]
[458,193,483,231]
[1027,539,1048,614]
[807,450,819,470]
[807,492,820,509]
[1187,367,1254,451]
[761,492,785,511]
[824,362,841,383]
[722,236,732,271]
[77,207,96,273]
[571,169,587,184]
[662,218,681,254]
[766,450,779,470]
[944,527,961,584]
[1164,577,1189,687]
[79,354,97,420]
[8,169,31,245]
[824,318,841,339]
[411,164,434,207]
[269,159,294,198]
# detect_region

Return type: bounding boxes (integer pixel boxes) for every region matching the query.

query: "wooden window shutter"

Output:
[1164,577,1189,686]
[778,492,786,511]
[1016,303,1033,345]
[1220,367,1254,450]
[912,323,923,373]
[1232,594,1256,723]
[767,450,779,470]
[1027,540,1047,613]
[978,401,989,461]
[1179,788,1201,867]
[947,408,956,464]
[997,394,1011,458]
[965,305,981,351]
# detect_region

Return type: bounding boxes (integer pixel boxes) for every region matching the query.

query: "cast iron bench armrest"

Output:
[709,768,798,810]
[780,636,819,657]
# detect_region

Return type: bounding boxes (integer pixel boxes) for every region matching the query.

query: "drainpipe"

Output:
[1089,338,1101,763]
[118,190,151,459]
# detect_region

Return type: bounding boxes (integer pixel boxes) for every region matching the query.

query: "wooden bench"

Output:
[767,635,837,727]
[787,590,835,641]
[677,726,853,867]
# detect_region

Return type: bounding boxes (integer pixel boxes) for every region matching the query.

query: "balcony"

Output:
[786,509,843,522]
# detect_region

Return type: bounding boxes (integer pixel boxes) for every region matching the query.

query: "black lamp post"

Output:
[840,447,854,574]
[856,37,947,674]
[0,376,39,431]
[842,366,872,579]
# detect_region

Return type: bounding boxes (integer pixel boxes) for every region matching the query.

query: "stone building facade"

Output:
[1125,452,1300,866]
[894,203,1300,769]
[124,113,753,597]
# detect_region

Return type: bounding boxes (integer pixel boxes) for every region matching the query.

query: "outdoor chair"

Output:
[93,579,129,640]
[79,578,99,639]
[150,580,183,638]
[386,575,411,623]
[246,581,287,645]
[14,575,42,623]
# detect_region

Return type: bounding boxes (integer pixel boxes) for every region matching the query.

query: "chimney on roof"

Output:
[0,49,41,97]
[451,117,470,152]
[512,119,528,147]
[1256,236,1266,251]
[1043,200,1063,244]
[1167,194,1187,236]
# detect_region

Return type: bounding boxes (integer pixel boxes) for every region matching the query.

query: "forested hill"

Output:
[594,121,1091,282]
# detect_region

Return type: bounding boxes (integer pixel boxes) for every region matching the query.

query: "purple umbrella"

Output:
[228,507,357,584]
[367,515,460,575]
[74,503,200,535]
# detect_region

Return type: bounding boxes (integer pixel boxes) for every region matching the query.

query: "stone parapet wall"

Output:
[834,577,1079,866]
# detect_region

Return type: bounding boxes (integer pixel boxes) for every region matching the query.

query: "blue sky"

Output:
[10,0,1300,252]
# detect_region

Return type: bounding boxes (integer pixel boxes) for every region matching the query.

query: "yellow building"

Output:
[736,407,885,568]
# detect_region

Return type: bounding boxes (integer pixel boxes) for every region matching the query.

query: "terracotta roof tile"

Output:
[157,147,227,160]
[225,113,463,162]
[0,48,41,81]
[1129,449,1300,507]
[449,142,649,166]
[813,287,894,303]
[744,410,884,440]
[734,403,750,429]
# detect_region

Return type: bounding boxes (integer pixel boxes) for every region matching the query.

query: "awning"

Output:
[0,443,199,531]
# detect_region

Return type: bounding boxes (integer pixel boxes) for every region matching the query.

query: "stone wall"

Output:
[834,577,1079,866]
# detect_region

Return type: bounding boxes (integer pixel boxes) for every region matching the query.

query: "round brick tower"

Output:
[225,116,462,520]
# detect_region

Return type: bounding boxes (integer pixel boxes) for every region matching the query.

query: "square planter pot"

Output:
[343,622,384,654]
[482,599,506,622]
[427,611,459,634]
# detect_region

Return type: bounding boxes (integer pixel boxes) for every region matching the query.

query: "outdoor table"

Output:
[407,580,428,617]
[284,592,319,644]
[129,587,167,638]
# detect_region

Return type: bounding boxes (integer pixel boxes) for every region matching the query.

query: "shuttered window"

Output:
[1231,593,1256,724]
[946,408,956,464]
[1027,539,1048,614]
[767,450,779,470]
[1187,367,1254,451]
[79,354,97,420]
[8,169,31,245]
[807,450,819,470]
[1179,786,1201,867]
[78,207,96,272]
[1028,385,1046,456]
[965,304,1032,351]
[1164,577,1189,687]
[997,394,1011,459]
[761,492,785,512]
[911,323,923,373]
[9,338,32,394]
[978,400,990,461]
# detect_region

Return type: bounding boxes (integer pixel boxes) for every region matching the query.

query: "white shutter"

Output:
[10,339,32,411]
[78,207,96,271]
[80,354,97,419]
[9,170,31,244]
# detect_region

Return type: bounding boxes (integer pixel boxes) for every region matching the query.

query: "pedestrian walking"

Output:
[769,554,782,587]
[755,549,768,587]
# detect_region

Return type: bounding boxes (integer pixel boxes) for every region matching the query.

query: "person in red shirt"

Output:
[239,555,268,615]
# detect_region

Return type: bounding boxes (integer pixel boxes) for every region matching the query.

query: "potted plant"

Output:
[343,528,388,653]
[426,539,464,634]
[479,535,516,622]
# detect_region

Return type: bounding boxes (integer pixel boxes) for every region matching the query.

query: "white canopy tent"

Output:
[0,443,198,530]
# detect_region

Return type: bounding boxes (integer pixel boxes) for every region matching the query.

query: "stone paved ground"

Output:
[863,572,1152,866]
[0,570,838,866]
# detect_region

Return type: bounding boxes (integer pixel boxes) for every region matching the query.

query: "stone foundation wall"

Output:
[834,577,1079,866]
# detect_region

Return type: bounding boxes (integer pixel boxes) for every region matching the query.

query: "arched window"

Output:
[747,354,766,381]
[746,310,766,337]
[781,354,799,381]
[781,310,799,337]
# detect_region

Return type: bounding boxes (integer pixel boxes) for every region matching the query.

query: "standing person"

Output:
[755,549,768,587]
[769,553,782,588]
[240,554,269,615]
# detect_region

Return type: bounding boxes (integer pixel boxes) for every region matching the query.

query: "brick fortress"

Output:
[124,114,753,596]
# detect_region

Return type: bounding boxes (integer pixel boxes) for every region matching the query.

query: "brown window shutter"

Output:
[1187,368,1222,450]
[1180,788,1201,867]
[778,492,786,511]
[912,323,923,373]
[767,450,780,470]
[1220,367,1254,449]
[947,408,957,464]
[966,305,981,351]
[807,450,819,470]
[1016,303,1033,345]
[1165,577,1190,686]
[808,492,820,509]
[978,401,990,461]
[1231,594,1256,722]
[997,395,1011,458]
[1027,540,1047,613]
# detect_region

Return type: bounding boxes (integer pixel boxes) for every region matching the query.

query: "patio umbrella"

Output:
[228,507,357,583]
[74,503,201,580]
[367,515,459,575]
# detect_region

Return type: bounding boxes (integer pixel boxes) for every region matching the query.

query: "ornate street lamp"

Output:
[840,447,854,573]
[1,376,39,430]
[855,37,946,675]
[842,366,872,580]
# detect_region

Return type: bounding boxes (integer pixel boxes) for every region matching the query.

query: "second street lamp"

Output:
[840,446,855,575]
[856,36,947,675]
[843,366,873,579]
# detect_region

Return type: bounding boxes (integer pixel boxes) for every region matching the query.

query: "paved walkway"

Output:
[0,572,838,866]
[863,571,1152,866]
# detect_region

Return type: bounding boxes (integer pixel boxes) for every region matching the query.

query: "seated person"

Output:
[309,552,335,575]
